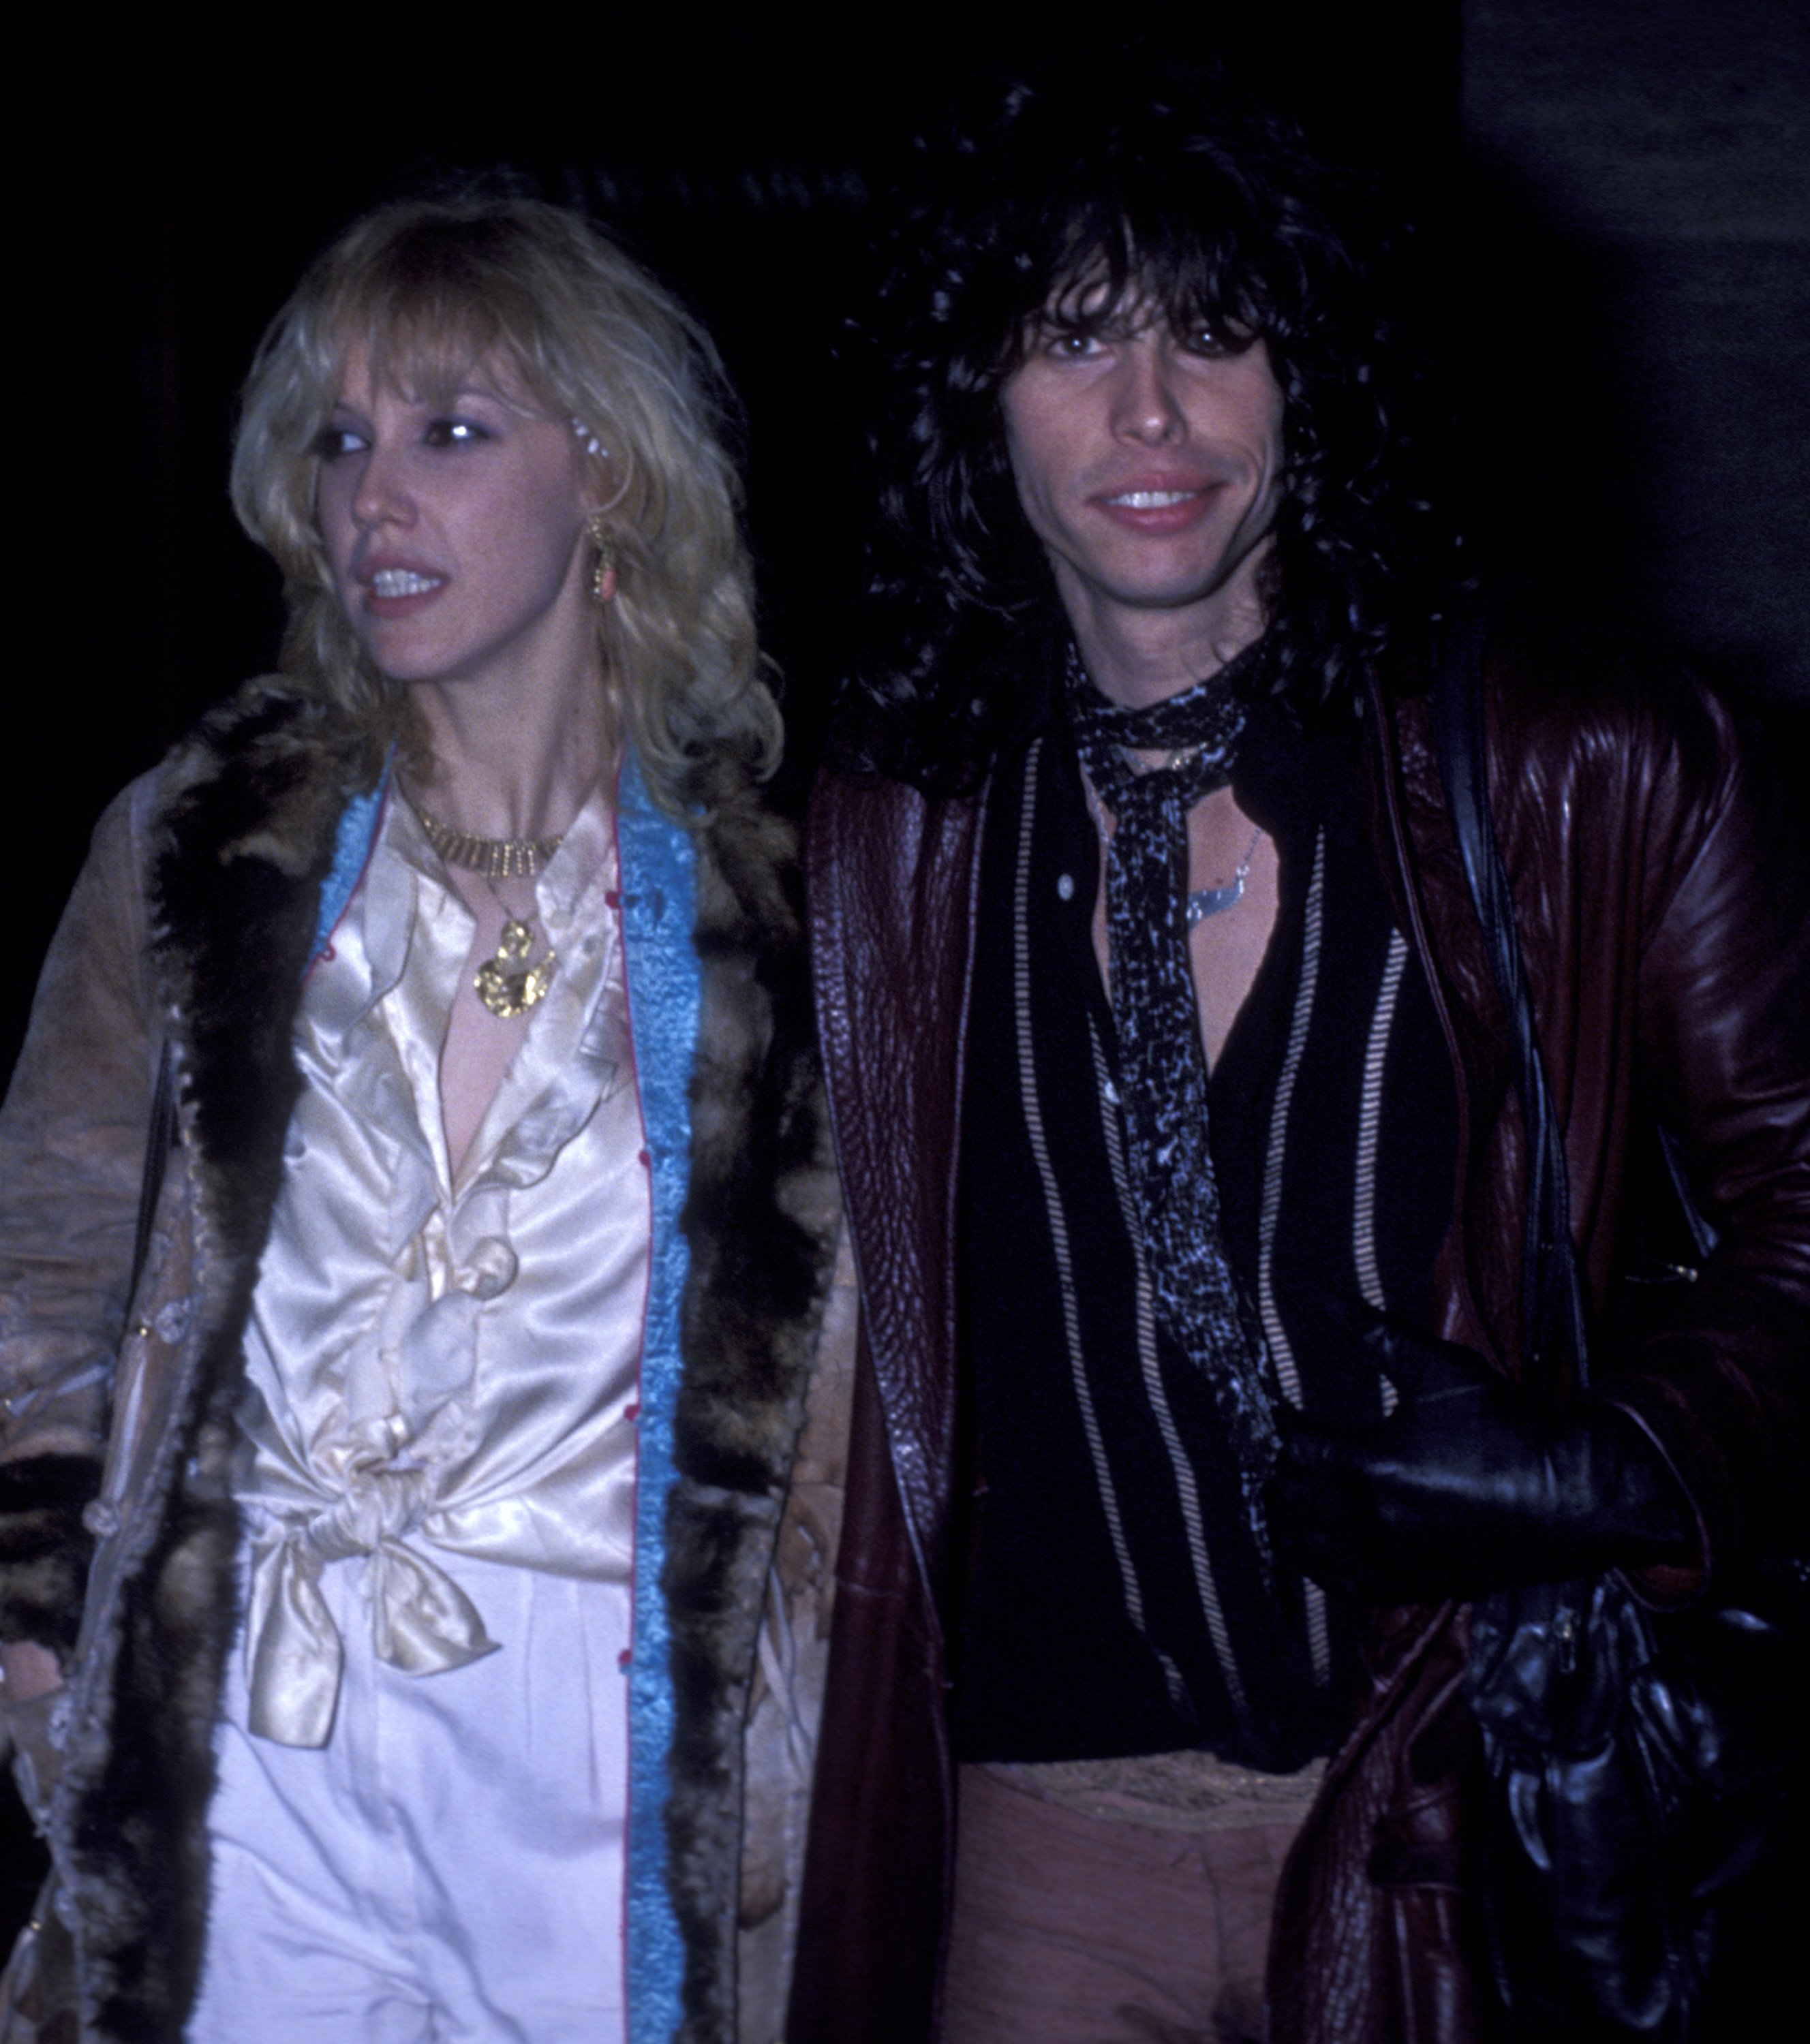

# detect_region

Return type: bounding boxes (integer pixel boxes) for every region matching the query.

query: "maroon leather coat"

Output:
[788,636,1810,2043]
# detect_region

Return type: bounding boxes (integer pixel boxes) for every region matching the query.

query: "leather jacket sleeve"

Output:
[1601,687,1810,1584]
[1415,650,1810,1592]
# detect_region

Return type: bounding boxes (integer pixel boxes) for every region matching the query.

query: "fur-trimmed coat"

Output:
[0,681,852,2044]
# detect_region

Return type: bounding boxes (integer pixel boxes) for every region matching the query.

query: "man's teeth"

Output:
[371,569,442,598]
[1108,490,1199,508]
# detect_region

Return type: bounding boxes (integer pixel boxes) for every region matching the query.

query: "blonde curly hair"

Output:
[230,195,778,813]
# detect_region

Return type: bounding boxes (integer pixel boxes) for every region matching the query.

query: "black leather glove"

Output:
[1266,1307,1693,1602]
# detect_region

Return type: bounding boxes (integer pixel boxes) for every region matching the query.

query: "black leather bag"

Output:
[1429,625,1805,2041]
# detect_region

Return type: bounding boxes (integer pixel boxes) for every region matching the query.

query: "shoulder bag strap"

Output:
[1428,620,1591,1390]
[127,1040,177,1315]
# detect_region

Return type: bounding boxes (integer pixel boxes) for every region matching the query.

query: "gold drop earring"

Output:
[587,515,616,607]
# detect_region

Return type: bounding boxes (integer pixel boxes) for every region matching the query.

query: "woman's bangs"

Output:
[326,268,551,416]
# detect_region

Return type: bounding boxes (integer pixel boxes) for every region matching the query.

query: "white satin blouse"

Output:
[234,790,650,1748]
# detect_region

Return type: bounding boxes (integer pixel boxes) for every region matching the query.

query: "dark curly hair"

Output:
[835,77,1441,792]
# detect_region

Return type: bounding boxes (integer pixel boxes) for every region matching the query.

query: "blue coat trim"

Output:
[309,768,388,965]
[615,752,699,2044]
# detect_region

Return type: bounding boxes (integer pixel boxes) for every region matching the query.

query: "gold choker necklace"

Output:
[416,807,564,881]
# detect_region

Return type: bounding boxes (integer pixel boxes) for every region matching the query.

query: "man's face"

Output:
[999,299,1286,633]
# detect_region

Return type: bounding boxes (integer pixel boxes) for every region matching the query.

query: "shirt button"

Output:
[459,1238,519,1297]
[1056,873,1076,902]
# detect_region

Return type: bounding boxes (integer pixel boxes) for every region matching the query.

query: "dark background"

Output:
[5,0,1807,1944]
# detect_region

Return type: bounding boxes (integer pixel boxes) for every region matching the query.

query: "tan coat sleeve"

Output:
[0,781,158,1652]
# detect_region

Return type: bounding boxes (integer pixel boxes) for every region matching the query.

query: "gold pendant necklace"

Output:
[474,914,558,1020]
[409,796,562,1018]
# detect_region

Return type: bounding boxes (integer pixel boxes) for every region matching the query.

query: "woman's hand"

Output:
[3,1640,69,1825]
[1266,1305,1693,1602]
[1,1641,65,1702]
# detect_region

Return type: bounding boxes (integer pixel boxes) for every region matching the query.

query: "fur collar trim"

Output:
[662,760,840,2041]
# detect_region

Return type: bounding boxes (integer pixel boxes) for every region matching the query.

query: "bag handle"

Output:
[1428,621,1591,1391]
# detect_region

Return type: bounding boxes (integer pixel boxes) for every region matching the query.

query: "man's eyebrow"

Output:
[1030,303,1159,338]
[1031,298,1124,330]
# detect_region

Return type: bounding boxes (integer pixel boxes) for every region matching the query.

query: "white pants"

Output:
[189,1548,631,2044]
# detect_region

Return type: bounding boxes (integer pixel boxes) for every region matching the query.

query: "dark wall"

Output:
[1461,0,1810,699]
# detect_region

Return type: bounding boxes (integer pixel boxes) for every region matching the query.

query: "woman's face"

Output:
[314,343,600,691]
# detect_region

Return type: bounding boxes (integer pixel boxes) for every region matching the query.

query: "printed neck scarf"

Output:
[1066,642,1280,1548]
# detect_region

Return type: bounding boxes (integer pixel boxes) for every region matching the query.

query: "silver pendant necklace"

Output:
[1081,767,1263,929]
[1186,826,1264,926]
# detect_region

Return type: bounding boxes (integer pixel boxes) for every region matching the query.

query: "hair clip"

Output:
[570,416,608,459]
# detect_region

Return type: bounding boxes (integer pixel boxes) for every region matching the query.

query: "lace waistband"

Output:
[979,1748,1328,1833]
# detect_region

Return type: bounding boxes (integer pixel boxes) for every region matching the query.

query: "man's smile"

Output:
[1099,487,1209,508]
[1088,475,1230,536]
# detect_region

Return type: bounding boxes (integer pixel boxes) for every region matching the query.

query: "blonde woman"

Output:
[0,198,848,2044]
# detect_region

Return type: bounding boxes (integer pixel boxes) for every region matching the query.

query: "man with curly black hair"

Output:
[791,80,1810,2044]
